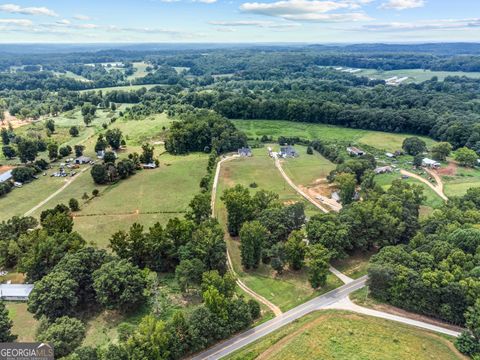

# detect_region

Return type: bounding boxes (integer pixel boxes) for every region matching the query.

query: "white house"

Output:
[422,158,441,168]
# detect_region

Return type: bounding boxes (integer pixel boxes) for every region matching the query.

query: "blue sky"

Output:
[0,0,478,43]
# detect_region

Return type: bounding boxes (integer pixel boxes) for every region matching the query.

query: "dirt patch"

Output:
[0,165,14,172]
[437,161,458,176]
[1,112,31,129]
[220,166,235,187]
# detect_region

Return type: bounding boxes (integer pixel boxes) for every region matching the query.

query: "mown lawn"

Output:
[233,120,435,152]
[281,144,336,185]
[226,310,463,360]
[6,302,38,342]
[443,165,480,197]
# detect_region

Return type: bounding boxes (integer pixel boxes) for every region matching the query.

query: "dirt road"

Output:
[400,169,448,201]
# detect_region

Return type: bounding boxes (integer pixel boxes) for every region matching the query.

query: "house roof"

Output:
[76,156,91,162]
[0,284,34,298]
[423,158,440,165]
[0,170,12,183]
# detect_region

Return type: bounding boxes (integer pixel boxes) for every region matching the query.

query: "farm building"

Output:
[238,147,252,157]
[75,156,91,164]
[347,147,365,156]
[385,152,395,158]
[0,170,12,183]
[422,158,441,168]
[331,191,341,202]
[0,284,34,301]
[280,146,299,158]
[374,166,393,174]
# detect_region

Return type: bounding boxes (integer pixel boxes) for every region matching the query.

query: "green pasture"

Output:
[233,120,435,152]
[226,310,461,360]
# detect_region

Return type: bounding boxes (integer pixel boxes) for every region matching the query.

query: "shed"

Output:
[374,166,393,174]
[0,170,12,183]
[385,152,395,158]
[331,191,341,202]
[0,284,34,301]
[422,158,440,168]
[347,147,365,156]
[75,156,91,164]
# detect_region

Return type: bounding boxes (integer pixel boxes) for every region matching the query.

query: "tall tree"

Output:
[306,244,331,289]
[0,301,16,342]
[285,230,307,270]
[239,221,268,269]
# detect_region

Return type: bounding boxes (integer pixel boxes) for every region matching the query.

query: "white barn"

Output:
[0,284,34,301]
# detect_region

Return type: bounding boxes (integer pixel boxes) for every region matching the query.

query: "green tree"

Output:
[91,164,108,184]
[16,137,38,163]
[48,143,58,160]
[93,259,147,312]
[402,137,427,156]
[201,270,236,299]
[45,119,55,133]
[105,129,123,150]
[221,185,254,236]
[2,145,16,159]
[186,193,212,224]
[140,143,155,164]
[0,128,9,145]
[306,146,313,155]
[37,316,86,358]
[175,259,204,293]
[59,145,72,158]
[28,271,78,319]
[413,153,423,167]
[103,151,116,164]
[431,142,452,161]
[203,286,228,319]
[285,230,306,270]
[456,147,478,167]
[0,301,16,341]
[11,166,34,182]
[239,221,268,269]
[306,213,351,259]
[69,198,79,212]
[69,126,79,137]
[336,172,356,205]
[306,244,331,289]
[125,315,170,360]
[74,145,85,157]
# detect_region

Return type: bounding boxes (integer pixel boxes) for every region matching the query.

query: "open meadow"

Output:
[233,120,436,152]
[226,310,464,360]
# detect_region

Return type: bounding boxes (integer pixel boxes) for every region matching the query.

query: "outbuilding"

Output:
[0,284,34,301]
[422,158,441,168]
[238,147,252,157]
[279,146,298,158]
[75,156,92,164]
[0,170,12,183]
[347,146,365,156]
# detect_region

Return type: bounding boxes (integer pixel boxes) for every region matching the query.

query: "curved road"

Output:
[400,169,448,201]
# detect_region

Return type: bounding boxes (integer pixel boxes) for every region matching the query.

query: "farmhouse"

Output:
[238,147,252,157]
[422,158,441,168]
[0,170,12,183]
[0,284,34,301]
[75,156,91,164]
[347,146,365,156]
[374,166,393,174]
[279,146,298,158]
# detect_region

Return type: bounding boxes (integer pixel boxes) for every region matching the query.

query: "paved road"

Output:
[191,277,367,360]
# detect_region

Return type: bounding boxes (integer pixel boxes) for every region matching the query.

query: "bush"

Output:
[455,331,480,356]
[92,189,99,197]
[247,299,261,319]
[69,198,79,212]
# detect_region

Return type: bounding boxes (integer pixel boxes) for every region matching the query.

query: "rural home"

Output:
[238,147,252,157]
[0,170,12,183]
[75,156,91,164]
[280,146,298,158]
[0,284,34,301]
[374,166,393,174]
[347,146,365,156]
[422,158,441,168]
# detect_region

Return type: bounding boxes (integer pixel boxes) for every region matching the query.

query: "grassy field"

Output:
[331,250,375,279]
[233,120,436,152]
[442,164,480,197]
[226,310,463,360]
[7,302,38,342]
[127,62,150,81]
[281,145,336,185]
[216,148,343,311]
[80,84,166,93]
[376,172,445,209]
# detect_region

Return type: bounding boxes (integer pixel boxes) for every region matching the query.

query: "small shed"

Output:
[385,152,395,158]
[75,156,91,164]
[96,150,105,159]
[0,170,12,183]
[374,166,393,174]
[422,158,440,168]
[331,191,341,202]
[238,147,252,157]
[0,284,34,301]
[280,146,298,158]
[142,163,157,169]
[347,147,365,156]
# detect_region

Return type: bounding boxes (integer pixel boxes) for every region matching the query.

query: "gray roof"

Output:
[0,284,34,298]
[0,170,12,183]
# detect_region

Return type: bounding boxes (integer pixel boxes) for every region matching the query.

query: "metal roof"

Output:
[0,170,12,183]
[0,284,34,298]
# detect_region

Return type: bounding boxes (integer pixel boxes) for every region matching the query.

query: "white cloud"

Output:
[361,18,480,31]
[380,0,425,10]
[56,19,70,25]
[73,14,91,21]
[209,20,300,28]
[0,18,32,26]
[0,3,58,17]
[195,0,218,3]
[239,0,372,22]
